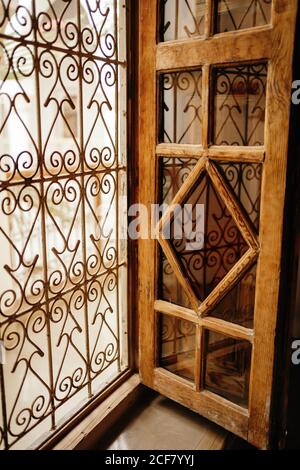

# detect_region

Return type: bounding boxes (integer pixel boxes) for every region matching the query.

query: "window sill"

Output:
[41,374,142,451]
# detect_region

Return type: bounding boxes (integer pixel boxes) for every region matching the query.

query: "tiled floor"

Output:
[95,389,230,450]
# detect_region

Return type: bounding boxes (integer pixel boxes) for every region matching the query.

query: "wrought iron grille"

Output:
[213,63,267,146]
[159,70,202,145]
[160,0,206,42]
[0,0,128,450]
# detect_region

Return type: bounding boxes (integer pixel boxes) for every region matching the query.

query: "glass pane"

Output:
[168,172,248,302]
[213,64,267,146]
[159,158,197,309]
[216,0,272,33]
[159,160,261,322]
[160,313,195,382]
[204,330,252,407]
[209,264,257,328]
[160,0,206,42]
[159,70,202,144]
[217,162,262,230]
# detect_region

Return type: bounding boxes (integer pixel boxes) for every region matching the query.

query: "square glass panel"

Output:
[160,313,196,382]
[160,0,206,42]
[204,330,252,407]
[213,64,267,146]
[159,70,202,144]
[216,0,272,33]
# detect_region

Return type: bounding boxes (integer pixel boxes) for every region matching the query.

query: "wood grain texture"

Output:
[154,299,254,343]
[247,0,299,449]
[156,144,265,162]
[156,27,272,71]
[138,0,157,386]
[154,299,197,323]
[153,368,249,440]
[138,0,298,451]
[204,0,214,39]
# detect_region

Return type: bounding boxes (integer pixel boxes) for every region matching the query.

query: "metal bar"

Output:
[77,0,92,398]
[32,0,56,432]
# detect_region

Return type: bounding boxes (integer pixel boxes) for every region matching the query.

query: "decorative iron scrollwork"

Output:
[0,0,127,450]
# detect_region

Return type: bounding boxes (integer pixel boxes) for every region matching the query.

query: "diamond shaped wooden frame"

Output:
[157,157,259,316]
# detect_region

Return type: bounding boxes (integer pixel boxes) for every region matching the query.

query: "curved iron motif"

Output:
[213,63,267,146]
[216,0,272,33]
[160,70,202,145]
[0,0,127,450]
[160,0,205,42]
[217,162,262,230]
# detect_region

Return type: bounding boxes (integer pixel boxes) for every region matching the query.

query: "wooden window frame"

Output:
[138,0,298,449]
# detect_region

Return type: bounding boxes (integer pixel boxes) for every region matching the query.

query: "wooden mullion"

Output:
[156,28,272,71]
[204,0,214,38]
[195,325,203,391]
[156,144,265,163]
[207,161,259,250]
[201,316,254,343]
[156,143,205,158]
[208,146,265,163]
[138,0,157,388]
[247,0,299,449]
[139,0,298,450]
[202,65,210,149]
[154,299,197,323]
[157,237,199,311]
[154,299,254,343]
[199,249,258,315]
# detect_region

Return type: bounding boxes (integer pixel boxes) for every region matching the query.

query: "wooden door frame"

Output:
[137,0,298,449]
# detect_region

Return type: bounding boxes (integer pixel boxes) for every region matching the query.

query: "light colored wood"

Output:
[153,368,249,440]
[204,0,213,39]
[156,27,272,71]
[138,0,298,451]
[50,374,142,450]
[156,143,205,158]
[207,161,259,251]
[156,143,265,162]
[194,325,202,391]
[208,146,265,163]
[201,317,254,343]
[201,65,210,149]
[199,250,258,315]
[247,0,299,449]
[154,299,254,343]
[154,299,197,323]
[138,0,157,386]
